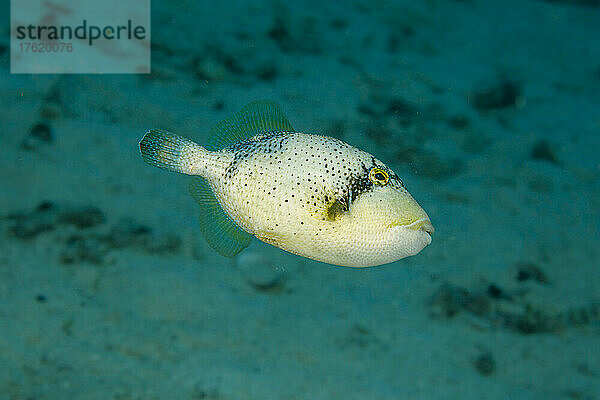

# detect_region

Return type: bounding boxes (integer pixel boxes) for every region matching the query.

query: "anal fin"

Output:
[189,177,252,257]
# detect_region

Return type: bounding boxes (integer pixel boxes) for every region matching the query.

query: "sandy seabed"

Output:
[1,0,599,399]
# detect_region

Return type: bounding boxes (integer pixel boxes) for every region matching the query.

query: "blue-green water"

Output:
[1,0,599,399]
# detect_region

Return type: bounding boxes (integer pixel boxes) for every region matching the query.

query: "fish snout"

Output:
[402,217,434,248]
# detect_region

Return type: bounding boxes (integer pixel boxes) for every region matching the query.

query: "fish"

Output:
[139,101,433,267]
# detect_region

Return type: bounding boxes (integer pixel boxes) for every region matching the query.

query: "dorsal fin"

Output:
[189,177,252,257]
[206,100,294,151]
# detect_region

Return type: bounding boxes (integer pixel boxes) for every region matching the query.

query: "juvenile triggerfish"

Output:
[139,101,433,267]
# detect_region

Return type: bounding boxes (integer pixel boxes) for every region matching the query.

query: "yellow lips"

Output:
[403,218,435,235]
[388,218,434,234]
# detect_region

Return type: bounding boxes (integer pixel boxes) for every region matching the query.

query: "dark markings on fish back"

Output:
[223,132,290,179]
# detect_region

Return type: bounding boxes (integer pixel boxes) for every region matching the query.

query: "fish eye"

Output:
[369,167,389,185]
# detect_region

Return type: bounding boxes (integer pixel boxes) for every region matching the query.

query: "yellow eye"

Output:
[369,167,389,185]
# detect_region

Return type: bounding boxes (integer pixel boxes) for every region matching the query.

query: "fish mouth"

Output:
[390,218,435,236]
[404,218,435,235]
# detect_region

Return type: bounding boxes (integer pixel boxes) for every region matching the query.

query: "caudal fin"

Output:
[139,129,204,175]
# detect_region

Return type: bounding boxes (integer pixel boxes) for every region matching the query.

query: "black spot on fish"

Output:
[326,200,348,221]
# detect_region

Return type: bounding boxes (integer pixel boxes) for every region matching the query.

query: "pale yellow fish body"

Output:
[140,101,433,267]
